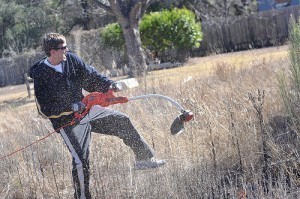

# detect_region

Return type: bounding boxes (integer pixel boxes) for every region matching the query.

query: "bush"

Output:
[140,8,202,52]
[100,8,203,60]
[100,23,125,50]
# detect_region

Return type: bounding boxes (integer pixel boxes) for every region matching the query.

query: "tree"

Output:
[93,0,153,77]
[0,0,60,57]
[7,6,56,53]
[0,1,19,56]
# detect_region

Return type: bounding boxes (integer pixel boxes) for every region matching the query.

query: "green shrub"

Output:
[278,17,300,127]
[100,23,125,50]
[140,8,202,52]
[100,8,202,54]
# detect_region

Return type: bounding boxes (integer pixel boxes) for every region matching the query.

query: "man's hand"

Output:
[71,102,86,113]
[109,82,123,92]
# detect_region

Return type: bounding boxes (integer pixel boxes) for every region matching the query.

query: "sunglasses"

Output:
[54,46,67,50]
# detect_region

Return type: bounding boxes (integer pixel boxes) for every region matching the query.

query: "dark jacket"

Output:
[29,51,114,129]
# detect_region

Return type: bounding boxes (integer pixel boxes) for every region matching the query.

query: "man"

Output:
[29,33,165,199]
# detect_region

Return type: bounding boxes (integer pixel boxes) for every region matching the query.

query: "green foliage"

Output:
[0,1,20,54]
[0,1,60,56]
[100,23,125,50]
[278,18,300,126]
[101,8,202,53]
[288,18,300,94]
[8,7,56,51]
[140,8,202,51]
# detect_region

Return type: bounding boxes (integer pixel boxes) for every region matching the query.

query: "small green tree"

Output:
[0,2,21,55]
[6,6,55,52]
[0,1,60,56]
[278,17,300,129]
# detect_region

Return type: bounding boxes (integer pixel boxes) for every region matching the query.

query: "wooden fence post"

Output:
[24,73,33,98]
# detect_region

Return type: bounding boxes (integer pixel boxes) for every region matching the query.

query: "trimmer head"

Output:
[117,92,194,135]
[170,110,194,135]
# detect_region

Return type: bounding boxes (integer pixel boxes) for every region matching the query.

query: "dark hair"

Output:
[43,33,66,56]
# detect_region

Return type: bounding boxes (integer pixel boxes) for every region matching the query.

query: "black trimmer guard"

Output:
[170,110,193,135]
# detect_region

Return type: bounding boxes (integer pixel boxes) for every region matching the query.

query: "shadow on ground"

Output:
[0,97,35,110]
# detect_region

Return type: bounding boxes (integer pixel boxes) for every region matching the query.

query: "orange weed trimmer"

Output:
[75,90,194,135]
[0,91,193,160]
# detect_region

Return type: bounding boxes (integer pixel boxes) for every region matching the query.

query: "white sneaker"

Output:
[134,158,166,170]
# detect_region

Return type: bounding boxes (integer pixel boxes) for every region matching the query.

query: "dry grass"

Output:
[144,45,288,83]
[1,45,299,198]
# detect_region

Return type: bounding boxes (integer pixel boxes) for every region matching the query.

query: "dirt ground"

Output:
[0,84,28,96]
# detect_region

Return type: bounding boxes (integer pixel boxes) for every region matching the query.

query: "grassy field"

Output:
[1,45,299,198]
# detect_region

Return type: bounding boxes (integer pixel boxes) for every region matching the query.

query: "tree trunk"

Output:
[94,0,151,77]
[121,22,147,77]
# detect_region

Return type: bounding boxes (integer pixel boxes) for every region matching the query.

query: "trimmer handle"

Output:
[74,90,128,120]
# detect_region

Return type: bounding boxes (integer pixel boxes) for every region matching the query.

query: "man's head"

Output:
[43,33,68,63]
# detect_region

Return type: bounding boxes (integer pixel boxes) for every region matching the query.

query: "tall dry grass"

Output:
[0,46,299,198]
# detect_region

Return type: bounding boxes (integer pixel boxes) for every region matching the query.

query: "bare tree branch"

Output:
[108,0,128,25]
[140,0,153,17]
[129,1,142,23]
[185,1,201,20]
[93,0,113,13]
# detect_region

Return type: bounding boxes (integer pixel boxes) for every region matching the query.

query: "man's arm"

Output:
[68,52,114,93]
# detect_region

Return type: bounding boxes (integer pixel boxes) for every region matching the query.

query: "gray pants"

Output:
[59,105,154,199]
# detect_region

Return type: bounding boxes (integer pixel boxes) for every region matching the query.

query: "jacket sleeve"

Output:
[69,53,114,93]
